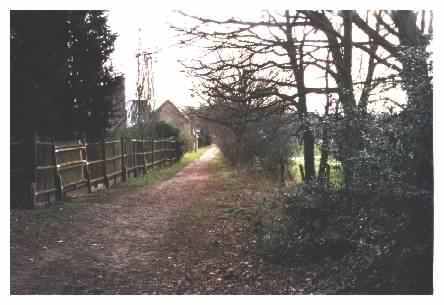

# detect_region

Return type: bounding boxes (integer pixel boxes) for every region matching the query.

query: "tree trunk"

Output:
[318,126,329,184]
[319,51,332,185]
[339,11,361,191]
[392,10,433,190]
[341,116,361,190]
[303,125,315,182]
[234,130,245,168]
[284,10,316,183]
[303,10,362,190]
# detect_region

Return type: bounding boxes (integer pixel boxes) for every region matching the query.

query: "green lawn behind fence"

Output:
[290,144,343,187]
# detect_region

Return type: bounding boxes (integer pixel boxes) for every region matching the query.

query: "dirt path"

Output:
[11,148,220,294]
[11,146,312,294]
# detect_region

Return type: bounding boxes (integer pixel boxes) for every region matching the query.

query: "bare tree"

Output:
[185,54,282,166]
[172,10,340,181]
[173,10,429,188]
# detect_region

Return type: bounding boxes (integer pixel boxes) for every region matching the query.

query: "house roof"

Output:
[156,100,190,122]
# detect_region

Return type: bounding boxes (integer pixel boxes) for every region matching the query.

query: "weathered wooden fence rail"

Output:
[11,135,179,208]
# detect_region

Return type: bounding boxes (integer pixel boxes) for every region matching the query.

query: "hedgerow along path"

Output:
[11,146,312,294]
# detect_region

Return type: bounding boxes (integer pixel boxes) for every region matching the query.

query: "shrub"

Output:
[209,113,296,181]
[108,121,186,159]
[254,181,433,293]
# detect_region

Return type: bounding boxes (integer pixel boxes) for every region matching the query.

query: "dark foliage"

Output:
[153,121,185,158]
[153,121,180,139]
[255,181,432,294]
[121,121,185,159]
[198,126,212,147]
[11,10,118,140]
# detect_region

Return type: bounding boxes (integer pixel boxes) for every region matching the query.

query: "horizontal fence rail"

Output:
[11,135,179,208]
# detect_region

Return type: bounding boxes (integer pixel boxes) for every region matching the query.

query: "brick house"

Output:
[155,100,198,151]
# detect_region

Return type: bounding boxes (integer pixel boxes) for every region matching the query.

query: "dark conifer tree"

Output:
[11,10,118,140]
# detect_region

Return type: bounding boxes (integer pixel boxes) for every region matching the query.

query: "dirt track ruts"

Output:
[11,147,218,294]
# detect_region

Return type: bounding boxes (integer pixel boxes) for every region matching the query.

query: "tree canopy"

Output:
[173,9,433,191]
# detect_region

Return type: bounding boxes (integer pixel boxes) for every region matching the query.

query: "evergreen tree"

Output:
[11,10,118,140]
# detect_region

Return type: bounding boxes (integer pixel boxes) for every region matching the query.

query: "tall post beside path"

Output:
[121,137,127,182]
[101,138,109,188]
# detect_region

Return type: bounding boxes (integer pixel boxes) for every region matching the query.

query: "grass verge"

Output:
[127,145,212,188]
[206,149,277,222]
[208,149,275,194]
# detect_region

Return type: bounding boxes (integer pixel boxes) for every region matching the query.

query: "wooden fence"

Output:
[10,135,178,208]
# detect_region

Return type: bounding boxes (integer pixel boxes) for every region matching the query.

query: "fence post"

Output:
[151,138,154,167]
[164,139,168,165]
[171,138,174,161]
[165,138,168,162]
[173,138,176,162]
[101,138,109,188]
[132,140,137,177]
[82,140,92,193]
[164,139,167,165]
[169,138,174,163]
[159,138,165,167]
[51,137,64,202]
[326,164,331,186]
[26,132,38,208]
[141,137,147,175]
[299,164,305,183]
[175,138,180,161]
[166,139,170,164]
[121,137,127,182]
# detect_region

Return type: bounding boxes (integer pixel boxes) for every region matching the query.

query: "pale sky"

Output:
[107,9,195,109]
[107,8,277,110]
[107,9,411,114]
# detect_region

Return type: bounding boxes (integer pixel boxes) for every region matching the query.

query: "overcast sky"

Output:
[107,9,413,113]
[107,9,194,109]
[107,8,277,110]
